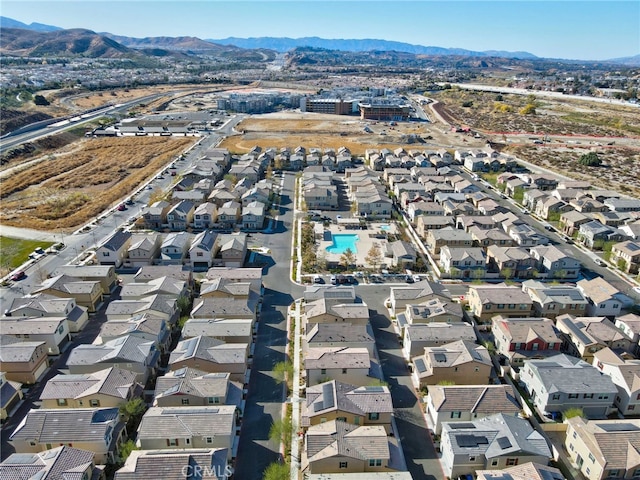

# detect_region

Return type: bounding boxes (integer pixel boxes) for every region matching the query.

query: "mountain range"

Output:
[1,16,638,66]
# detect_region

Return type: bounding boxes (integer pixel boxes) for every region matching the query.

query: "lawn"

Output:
[0,236,53,274]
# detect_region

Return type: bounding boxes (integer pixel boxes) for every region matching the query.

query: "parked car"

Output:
[125,198,135,205]
[117,204,126,211]
[313,275,324,284]
[34,247,46,255]
[330,274,337,285]
[10,271,26,281]
[405,275,415,283]
[594,258,606,266]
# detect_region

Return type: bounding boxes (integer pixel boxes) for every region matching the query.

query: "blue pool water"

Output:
[326,234,360,254]
[380,224,391,231]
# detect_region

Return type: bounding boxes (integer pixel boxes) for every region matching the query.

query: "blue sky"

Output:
[2,1,639,60]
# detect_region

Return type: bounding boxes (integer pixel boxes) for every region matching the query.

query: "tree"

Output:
[365,243,383,271]
[578,151,602,166]
[176,294,192,316]
[482,340,496,355]
[34,94,50,106]
[437,380,456,386]
[500,267,514,280]
[272,360,293,385]
[223,174,238,185]
[340,248,356,269]
[269,417,292,448]
[563,407,584,420]
[263,461,289,480]
[519,103,536,115]
[119,398,146,430]
[118,439,138,463]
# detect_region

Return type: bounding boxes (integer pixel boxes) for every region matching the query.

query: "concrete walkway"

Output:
[290,299,303,480]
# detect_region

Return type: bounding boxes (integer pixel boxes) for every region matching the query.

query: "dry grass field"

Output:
[0,136,193,231]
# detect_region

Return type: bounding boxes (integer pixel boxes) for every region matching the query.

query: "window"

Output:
[196,252,203,257]
[588,453,595,463]
[629,405,636,411]
[491,460,498,466]
[569,443,574,451]
[342,368,348,374]
[29,441,37,446]
[369,413,380,421]
[572,431,577,439]
[608,470,620,478]
[182,398,190,405]
[369,459,382,467]
[208,397,220,404]
[57,399,67,406]
[320,369,326,375]
[469,456,476,462]
[497,304,505,309]
[506,458,519,466]
[339,462,348,469]
[185,438,190,445]
[337,417,347,422]
[586,468,591,475]
[532,343,539,350]
[598,394,609,400]
[553,394,561,400]
[90,399,100,407]
[450,411,462,419]
[485,305,491,310]
[584,393,594,399]
[568,393,579,399]
[168,439,179,446]
[632,468,640,477]
[205,437,213,444]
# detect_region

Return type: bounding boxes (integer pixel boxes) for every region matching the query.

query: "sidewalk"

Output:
[289,299,302,480]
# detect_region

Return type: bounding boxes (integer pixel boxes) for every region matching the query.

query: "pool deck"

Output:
[318,222,398,267]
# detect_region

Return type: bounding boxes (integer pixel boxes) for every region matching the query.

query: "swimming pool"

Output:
[326,234,360,254]
[380,224,392,232]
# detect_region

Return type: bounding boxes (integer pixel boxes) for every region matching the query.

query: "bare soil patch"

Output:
[0,136,194,231]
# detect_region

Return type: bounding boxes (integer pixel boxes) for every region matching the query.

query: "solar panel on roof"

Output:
[364,386,385,393]
[497,436,513,449]
[322,383,335,409]
[597,422,640,432]
[456,434,488,448]
[627,243,640,252]
[448,423,476,429]
[434,353,447,363]
[414,358,427,373]
[313,401,325,412]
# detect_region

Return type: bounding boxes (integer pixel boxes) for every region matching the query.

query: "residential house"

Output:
[105,294,179,326]
[54,265,117,296]
[215,233,247,267]
[486,246,537,280]
[136,406,237,457]
[402,323,476,359]
[439,246,486,279]
[529,245,581,280]
[411,340,492,388]
[134,265,193,287]
[0,338,48,384]
[507,224,549,248]
[522,280,588,319]
[468,285,534,322]
[305,347,376,386]
[560,210,590,236]
[520,354,617,418]
[578,220,627,249]
[168,336,248,383]
[556,315,633,363]
[125,233,161,268]
[181,318,253,344]
[39,367,140,409]
[9,407,126,464]
[305,323,376,357]
[193,202,218,230]
[114,449,229,480]
[160,232,192,265]
[96,313,171,353]
[2,294,88,333]
[388,281,451,317]
[305,299,369,326]
[570,197,607,213]
[476,463,565,480]
[208,189,238,209]
[564,417,640,480]
[304,420,394,474]
[189,230,218,272]
[415,215,455,237]
[66,335,159,384]
[610,240,640,274]
[440,413,551,479]
[242,201,266,230]
[593,348,640,417]
[166,200,195,231]
[217,200,241,228]
[153,368,242,409]
[191,296,255,321]
[302,380,393,432]
[31,275,103,313]
[615,313,640,355]
[118,276,187,301]
[407,201,444,223]
[96,231,131,268]
[492,316,562,368]
[0,372,22,422]
[388,241,416,269]
[577,277,624,317]
[425,227,473,256]
[426,385,521,434]
[206,267,263,292]
[0,317,70,355]
[0,446,104,480]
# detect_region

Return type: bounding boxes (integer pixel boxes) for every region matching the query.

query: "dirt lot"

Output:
[0,136,194,231]
[220,111,471,155]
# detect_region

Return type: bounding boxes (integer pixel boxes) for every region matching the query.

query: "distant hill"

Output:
[207,36,538,59]
[0,16,61,32]
[104,33,231,52]
[606,54,640,66]
[0,28,132,57]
